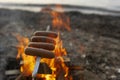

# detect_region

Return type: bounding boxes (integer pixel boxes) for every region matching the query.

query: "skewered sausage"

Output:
[28,42,55,50]
[33,31,58,38]
[31,36,56,44]
[25,47,55,58]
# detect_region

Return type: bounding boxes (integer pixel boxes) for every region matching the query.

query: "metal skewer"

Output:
[32,25,50,80]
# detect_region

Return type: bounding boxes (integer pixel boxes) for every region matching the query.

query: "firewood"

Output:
[37,62,52,74]
[15,73,24,80]
[5,70,20,75]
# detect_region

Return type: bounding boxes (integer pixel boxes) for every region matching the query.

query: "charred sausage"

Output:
[25,47,55,58]
[28,42,55,50]
[31,36,56,44]
[33,31,58,38]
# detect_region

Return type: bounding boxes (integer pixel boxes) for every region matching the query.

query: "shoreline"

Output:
[0,3,120,16]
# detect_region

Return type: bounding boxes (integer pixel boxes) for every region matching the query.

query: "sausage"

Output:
[25,47,55,58]
[31,36,56,44]
[33,31,58,38]
[28,42,55,50]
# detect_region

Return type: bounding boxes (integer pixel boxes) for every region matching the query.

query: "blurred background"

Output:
[0,0,120,10]
[0,0,120,15]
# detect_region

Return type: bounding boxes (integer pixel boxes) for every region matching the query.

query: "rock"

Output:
[83,70,102,80]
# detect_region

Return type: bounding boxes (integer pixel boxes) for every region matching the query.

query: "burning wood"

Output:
[38,63,52,74]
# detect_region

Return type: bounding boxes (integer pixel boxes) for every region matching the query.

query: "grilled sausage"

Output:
[28,42,55,50]
[31,36,56,44]
[25,47,55,58]
[33,31,58,38]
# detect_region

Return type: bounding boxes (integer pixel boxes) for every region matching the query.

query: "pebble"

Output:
[110,75,117,79]
[81,54,86,58]
[116,68,120,73]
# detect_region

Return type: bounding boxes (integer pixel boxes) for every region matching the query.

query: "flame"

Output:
[40,33,69,79]
[50,5,71,31]
[14,33,70,79]
[14,33,35,76]
[54,33,68,78]
[38,5,71,79]
[15,5,72,80]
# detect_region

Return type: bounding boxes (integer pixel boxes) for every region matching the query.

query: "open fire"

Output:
[1,2,118,80]
[50,5,71,31]
[15,5,72,80]
[13,33,35,76]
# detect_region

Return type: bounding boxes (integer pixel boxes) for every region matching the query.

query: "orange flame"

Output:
[40,33,69,79]
[50,6,70,78]
[14,33,35,76]
[50,5,71,31]
[14,33,70,79]
[39,5,71,79]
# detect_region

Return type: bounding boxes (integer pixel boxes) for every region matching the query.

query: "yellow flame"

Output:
[14,33,35,76]
[40,33,69,79]
[50,5,71,31]
[39,5,71,79]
